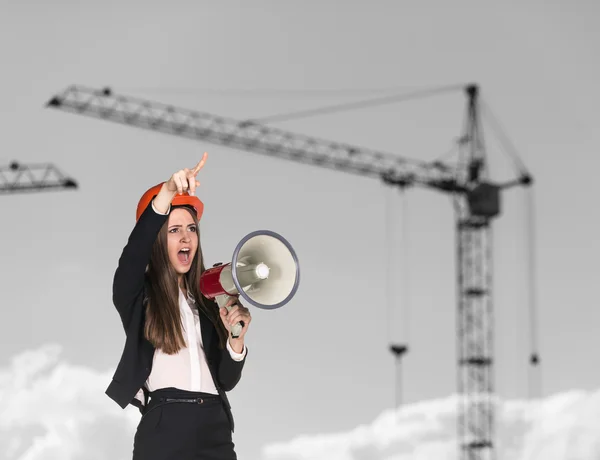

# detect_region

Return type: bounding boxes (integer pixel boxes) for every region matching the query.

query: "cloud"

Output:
[260,389,600,460]
[4,345,600,460]
[0,344,139,460]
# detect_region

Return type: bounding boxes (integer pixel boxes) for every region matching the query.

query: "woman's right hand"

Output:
[164,152,208,196]
[153,153,208,214]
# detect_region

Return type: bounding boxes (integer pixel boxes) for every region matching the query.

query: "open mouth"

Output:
[177,248,191,264]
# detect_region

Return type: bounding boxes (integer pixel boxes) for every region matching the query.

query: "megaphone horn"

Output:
[199,230,300,338]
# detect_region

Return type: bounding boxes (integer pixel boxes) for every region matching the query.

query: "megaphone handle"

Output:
[215,294,244,339]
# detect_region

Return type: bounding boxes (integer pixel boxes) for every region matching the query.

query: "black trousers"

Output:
[133,387,237,460]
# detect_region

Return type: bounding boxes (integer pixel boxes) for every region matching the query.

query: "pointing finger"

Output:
[192,152,208,175]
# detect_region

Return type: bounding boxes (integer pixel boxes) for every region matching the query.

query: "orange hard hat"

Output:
[136,183,204,222]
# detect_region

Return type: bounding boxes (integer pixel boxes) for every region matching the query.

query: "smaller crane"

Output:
[0,161,78,194]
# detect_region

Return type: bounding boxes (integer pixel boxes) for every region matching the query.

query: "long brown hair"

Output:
[143,206,228,354]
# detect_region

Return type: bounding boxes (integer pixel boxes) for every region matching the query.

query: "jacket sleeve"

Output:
[112,201,170,329]
[216,345,248,391]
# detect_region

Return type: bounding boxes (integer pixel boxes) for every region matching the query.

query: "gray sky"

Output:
[1,1,599,459]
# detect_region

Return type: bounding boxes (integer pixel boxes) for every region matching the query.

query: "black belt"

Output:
[157,395,220,404]
[141,393,221,418]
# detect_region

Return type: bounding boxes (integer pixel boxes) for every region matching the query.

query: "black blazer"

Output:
[105,201,247,432]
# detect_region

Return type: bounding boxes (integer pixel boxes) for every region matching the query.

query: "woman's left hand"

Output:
[220,296,252,343]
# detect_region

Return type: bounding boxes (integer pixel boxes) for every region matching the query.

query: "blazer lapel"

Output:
[198,305,214,349]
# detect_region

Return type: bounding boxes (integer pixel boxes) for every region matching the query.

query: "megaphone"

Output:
[199,230,300,338]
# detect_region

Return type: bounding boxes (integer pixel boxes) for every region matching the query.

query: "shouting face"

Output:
[167,207,198,276]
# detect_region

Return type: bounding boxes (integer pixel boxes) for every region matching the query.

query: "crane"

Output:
[0,161,78,194]
[45,83,534,460]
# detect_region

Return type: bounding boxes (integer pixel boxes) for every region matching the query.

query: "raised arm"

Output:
[112,186,173,328]
[112,154,206,328]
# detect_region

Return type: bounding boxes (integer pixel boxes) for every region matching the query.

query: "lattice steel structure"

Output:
[0,161,77,194]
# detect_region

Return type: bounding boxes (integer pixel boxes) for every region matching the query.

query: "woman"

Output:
[105,153,251,460]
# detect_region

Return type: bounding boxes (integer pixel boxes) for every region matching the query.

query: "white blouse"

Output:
[134,290,246,405]
[147,288,246,394]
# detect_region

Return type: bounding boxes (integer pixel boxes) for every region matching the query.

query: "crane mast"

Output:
[456,86,496,459]
[45,83,531,460]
